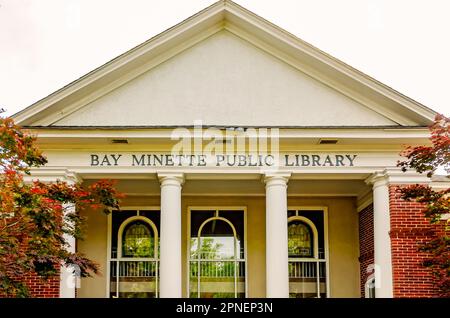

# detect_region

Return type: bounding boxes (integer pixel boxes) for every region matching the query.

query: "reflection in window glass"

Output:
[122,221,154,258]
[190,219,240,260]
[189,210,245,298]
[288,221,313,258]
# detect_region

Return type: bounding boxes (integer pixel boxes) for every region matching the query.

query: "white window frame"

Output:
[287,206,330,298]
[106,206,160,298]
[186,206,248,298]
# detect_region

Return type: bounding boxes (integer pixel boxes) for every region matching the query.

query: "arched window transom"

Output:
[288,220,313,258]
[122,220,154,258]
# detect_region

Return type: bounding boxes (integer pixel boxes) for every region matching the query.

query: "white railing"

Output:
[289,259,326,278]
[288,258,327,298]
[189,259,245,298]
[110,259,159,298]
[110,259,158,277]
[190,259,245,278]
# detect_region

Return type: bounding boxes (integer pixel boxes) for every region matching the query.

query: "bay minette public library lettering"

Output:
[11,0,448,298]
[90,153,358,167]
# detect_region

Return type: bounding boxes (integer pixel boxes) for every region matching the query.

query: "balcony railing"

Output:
[110,258,159,298]
[288,258,327,298]
[189,259,245,298]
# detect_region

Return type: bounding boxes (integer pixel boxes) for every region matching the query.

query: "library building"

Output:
[12,1,448,298]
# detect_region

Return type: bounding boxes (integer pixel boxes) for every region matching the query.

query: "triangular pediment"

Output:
[54,31,396,127]
[13,0,436,127]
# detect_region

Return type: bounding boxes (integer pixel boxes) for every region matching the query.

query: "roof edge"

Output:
[12,0,438,127]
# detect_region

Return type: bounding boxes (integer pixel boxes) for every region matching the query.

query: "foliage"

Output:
[0,116,123,297]
[397,114,450,297]
[190,237,239,298]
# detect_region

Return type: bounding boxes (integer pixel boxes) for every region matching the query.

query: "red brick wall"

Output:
[0,272,59,298]
[24,272,60,298]
[389,184,439,298]
[358,204,374,297]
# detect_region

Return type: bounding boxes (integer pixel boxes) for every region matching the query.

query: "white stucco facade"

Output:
[54,31,396,127]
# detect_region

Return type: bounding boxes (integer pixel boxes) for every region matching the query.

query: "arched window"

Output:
[122,220,154,258]
[197,218,237,260]
[288,221,314,258]
[189,209,245,298]
[288,212,326,298]
[110,214,159,298]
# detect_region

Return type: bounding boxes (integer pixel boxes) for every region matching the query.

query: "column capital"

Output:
[62,171,82,185]
[365,171,389,189]
[158,172,185,187]
[262,172,291,187]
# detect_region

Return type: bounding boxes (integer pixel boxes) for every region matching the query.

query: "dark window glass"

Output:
[298,210,325,259]
[111,210,137,258]
[288,220,313,258]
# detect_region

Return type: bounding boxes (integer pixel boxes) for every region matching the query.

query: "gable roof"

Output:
[12,0,437,127]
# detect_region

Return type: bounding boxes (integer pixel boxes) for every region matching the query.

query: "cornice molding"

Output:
[24,168,82,184]
[365,168,432,187]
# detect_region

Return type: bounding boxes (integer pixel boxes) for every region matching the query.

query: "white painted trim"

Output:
[118,206,161,211]
[430,181,450,191]
[105,212,112,298]
[357,189,373,213]
[357,198,373,213]
[186,206,247,298]
[323,207,330,298]
[28,127,432,138]
[197,216,238,240]
[30,165,416,179]
[287,206,330,298]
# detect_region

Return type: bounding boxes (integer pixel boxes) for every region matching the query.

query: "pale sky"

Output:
[1,0,449,117]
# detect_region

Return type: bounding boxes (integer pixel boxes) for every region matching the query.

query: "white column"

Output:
[367,172,393,298]
[263,172,291,298]
[60,203,77,298]
[43,171,81,299]
[158,173,184,298]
